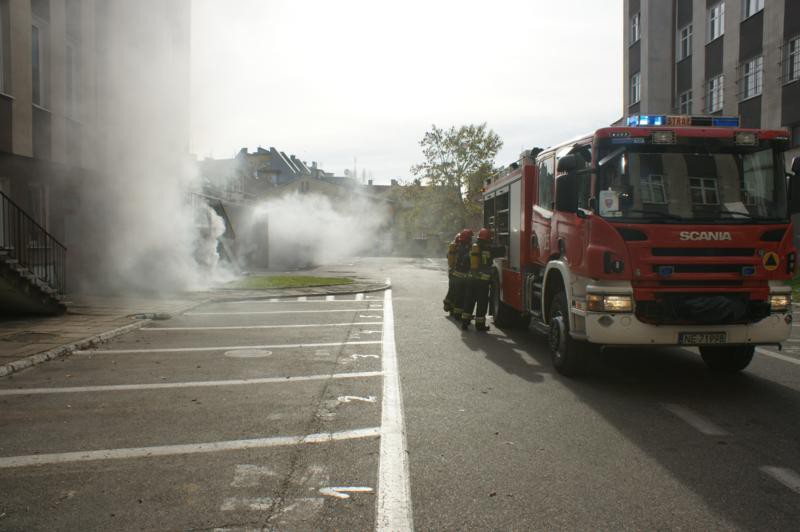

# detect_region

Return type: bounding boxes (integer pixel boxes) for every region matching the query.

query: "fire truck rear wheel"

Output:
[699,345,755,373]
[548,291,585,377]
[491,277,519,328]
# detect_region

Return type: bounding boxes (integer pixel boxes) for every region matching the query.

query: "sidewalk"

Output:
[0,279,390,378]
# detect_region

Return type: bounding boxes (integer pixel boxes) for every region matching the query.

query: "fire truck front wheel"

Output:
[699,345,755,373]
[548,291,589,377]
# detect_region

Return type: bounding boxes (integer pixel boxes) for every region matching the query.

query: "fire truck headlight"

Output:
[587,294,633,313]
[769,294,791,313]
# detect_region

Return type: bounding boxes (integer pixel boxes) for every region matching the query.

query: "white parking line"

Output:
[662,404,729,436]
[217,299,377,305]
[0,371,384,396]
[75,340,382,355]
[297,296,308,302]
[186,309,382,316]
[141,322,383,331]
[756,347,800,366]
[0,427,381,469]
[326,295,335,301]
[355,293,365,301]
[376,280,414,531]
[760,466,800,495]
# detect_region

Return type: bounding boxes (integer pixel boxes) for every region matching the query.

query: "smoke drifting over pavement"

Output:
[253,192,389,270]
[69,1,226,294]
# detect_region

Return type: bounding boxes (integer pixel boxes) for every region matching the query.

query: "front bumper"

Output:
[581,311,792,346]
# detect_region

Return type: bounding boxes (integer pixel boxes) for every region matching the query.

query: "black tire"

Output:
[491,277,529,329]
[700,345,754,373]
[548,291,590,376]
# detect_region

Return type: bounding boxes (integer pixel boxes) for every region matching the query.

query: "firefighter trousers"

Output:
[443,274,455,311]
[461,278,490,325]
[451,275,467,316]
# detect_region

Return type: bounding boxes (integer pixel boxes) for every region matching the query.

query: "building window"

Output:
[690,178,719,205]
[677,24,692,61]
[708,2,725,42]
[679,90,693,114]
[65,40,79,119]
[0,1,8,94]
[743,0,763,18]
[31,20,48,107]
[631,72,641,104]
[786,36,800,83]
[741,55,763,99]
[631,12,641,44]
[707,74,724,113]
[641,175,668,204]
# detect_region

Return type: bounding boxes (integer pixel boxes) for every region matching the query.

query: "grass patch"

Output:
[227,275,354,290]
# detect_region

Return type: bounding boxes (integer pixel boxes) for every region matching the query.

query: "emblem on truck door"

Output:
[679,231,732,241]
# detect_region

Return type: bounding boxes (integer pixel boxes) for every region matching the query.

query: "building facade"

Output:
[0,0,190,292]
[623,0,800,156]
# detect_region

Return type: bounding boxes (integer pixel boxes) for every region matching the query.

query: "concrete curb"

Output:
[0,298,212,379]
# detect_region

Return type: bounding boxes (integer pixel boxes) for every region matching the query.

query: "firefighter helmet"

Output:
[460,229,474,241]
[478,228,492,241]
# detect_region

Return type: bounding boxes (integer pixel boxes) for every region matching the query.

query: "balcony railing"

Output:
[0,191,66,296]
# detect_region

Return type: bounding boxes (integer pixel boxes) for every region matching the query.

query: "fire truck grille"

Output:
[651,248,755,257]
[635,293,770,325]
[652,264,750,274]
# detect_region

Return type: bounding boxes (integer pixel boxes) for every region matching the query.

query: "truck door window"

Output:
[537,157,554,210]
[495,190,510,251]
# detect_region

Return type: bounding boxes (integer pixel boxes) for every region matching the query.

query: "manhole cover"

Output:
[224,349,272,358]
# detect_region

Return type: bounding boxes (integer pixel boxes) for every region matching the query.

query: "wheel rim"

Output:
[549,315,565,361]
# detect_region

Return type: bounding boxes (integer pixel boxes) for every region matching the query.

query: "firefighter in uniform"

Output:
[443,233,460,313]
[461,228,493,331]
[451,229,473,319]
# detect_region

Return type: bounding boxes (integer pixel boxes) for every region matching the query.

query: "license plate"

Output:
[678,332,727,345]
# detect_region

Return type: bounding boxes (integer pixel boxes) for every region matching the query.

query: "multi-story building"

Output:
[0,0,190,309]
[623,0,800,159]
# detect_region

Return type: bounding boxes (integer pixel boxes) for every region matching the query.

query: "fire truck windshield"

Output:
[595,144,788,223]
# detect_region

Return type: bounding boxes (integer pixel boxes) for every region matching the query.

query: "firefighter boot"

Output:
[443,299,452,312]
[475,317,490,332]
[461,312,472,330]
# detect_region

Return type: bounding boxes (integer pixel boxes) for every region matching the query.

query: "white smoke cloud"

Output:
[252,192,389,270]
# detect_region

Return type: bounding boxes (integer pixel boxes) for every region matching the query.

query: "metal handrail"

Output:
[0,191,67,296]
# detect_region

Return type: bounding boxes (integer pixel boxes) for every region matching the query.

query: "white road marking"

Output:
[0,427,381,469]
[376,280,414,531]
[220,496,323,513]
[326,295,335,301]
[338,395,377,403]
[355,293,365,301]
[662,404,729,436]
[360,314,382,319]
[141,322,383,331]
[359,330,381,335]
[0,371,385,396]
[756,347,800,366]
[224,349,272,358]
[760,466,800,495]
[352,354,380,360]
[269,298,279,302]
[74,340,382,355]
[186,309,382,316]
[319,486,374,499]
[297,296,308,301]
[216,299,374,305]
[231,465,278,488]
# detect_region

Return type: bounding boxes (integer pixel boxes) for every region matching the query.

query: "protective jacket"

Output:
[453,242,471,278]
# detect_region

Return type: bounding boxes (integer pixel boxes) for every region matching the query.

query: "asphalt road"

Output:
[1,256,800,530]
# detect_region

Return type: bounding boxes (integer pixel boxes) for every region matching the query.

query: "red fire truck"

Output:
[482,115,800,376]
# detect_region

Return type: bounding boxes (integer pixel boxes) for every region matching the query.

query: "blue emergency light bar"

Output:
[626,115,740,128]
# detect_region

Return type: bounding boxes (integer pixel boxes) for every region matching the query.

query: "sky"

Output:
[191,0,623,184]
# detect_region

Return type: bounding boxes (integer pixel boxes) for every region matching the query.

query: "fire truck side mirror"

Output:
[555,173,578,213]
[556,154,578,174]
[792,156,800,177]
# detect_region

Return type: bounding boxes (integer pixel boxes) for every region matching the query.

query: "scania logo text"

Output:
[679,231,732,241]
